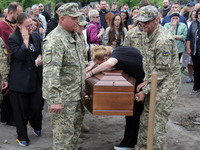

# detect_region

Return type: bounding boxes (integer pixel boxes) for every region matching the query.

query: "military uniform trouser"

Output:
[138,93,175,150]
[50,100,84,150]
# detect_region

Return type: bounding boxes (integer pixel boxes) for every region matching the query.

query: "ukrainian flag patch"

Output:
[1,44,5,48]
[163,51,169,56]
[141,9,146,13]
[1,44,8,54]
[46,50,51,55]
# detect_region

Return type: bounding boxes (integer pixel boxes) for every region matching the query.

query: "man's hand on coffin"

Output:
[86,70,94,79]
[50,103,62,114]
[86,72,91,79]
[136,81,147,92]
[86,63,94,72]
[1,81,8,90]
[135,91,146,102]
[82,91,86,98]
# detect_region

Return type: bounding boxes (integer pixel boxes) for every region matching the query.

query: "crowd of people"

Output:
[0,0,199,150]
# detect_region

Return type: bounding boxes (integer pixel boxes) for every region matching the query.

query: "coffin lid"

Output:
[88,70,136,91]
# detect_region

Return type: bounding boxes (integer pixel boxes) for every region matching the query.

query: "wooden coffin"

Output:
[83,70,136,116]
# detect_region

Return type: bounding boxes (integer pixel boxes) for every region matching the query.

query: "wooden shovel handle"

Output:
[147,71,158,150]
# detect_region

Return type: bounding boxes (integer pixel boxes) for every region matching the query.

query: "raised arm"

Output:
[86,57,118,79]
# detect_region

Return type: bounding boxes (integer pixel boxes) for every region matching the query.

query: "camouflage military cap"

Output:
[58,3,80,18]
[137,5,158,22]
[79,15,88,26]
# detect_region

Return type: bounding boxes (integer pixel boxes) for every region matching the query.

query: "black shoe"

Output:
[33,130,41,136]
[6,121,16,126]
[192,88,200,93]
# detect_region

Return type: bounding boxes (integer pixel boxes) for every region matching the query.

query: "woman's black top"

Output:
[110,46,144,87]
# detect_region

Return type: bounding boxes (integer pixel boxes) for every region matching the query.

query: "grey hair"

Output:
[25,8,33,15]
[31,4,39,10]
[89,9,99,18]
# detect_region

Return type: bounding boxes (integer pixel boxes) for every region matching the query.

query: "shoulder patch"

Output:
[44,49,52,64]
[46,50,51,55]
[163,51,168,56]
[1,44,8,55]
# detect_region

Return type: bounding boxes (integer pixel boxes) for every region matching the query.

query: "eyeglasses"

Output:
[25,24,34,29]
[39,6,43,7]
[93,16,100,19]
[121,9,127,13]
[139,18,155,25]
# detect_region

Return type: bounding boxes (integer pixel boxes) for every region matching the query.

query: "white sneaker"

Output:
[114,145,135,150]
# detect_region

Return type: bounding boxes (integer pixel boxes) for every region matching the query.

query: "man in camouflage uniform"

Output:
[76,14,88,66]
[123,24,146,52]
[76,14,91,133]
[42,3,86,150]
[135,5,181,150]
[0,38,9,104]
[113,19,146,150]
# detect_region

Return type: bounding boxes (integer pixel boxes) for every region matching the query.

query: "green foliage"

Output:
[0,0,50,13]
[118,0,163,10]
[148,0,162,8]
[21,0,50,10]
[0,0,13,12]
[118,0,140,10]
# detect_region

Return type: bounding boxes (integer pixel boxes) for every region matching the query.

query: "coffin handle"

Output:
[84,95,90,101]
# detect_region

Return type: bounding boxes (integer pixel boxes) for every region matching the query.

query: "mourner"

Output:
[42,3,86,150]
[8,12,44,146]
[76,14,90,133]
[136,5,181,150]
[86,45,145,150]
[0,1,23,126]
[186,8,200,92]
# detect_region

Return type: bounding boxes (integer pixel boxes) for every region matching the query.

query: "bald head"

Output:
[195,3,200,10]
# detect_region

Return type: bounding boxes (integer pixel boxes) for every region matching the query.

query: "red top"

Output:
[0,18,16,61]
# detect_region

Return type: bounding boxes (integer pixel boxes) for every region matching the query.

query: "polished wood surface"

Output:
[83,70,136,116]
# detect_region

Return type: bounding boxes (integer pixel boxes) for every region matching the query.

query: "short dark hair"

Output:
[8,2,21,13]
[112,2,117,5]
[172,2,180,6]
[139,0,149,8]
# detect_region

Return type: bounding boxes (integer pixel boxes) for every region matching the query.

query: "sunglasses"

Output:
[121,9,127,13]
[39,6,43,7]
[93,16,100,19]
[139,18,155,24]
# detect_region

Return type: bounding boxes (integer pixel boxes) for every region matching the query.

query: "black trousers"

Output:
[192,54,200,90]
[120,100,144,148]
[9,82,44,142]
[0,93,15,124]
